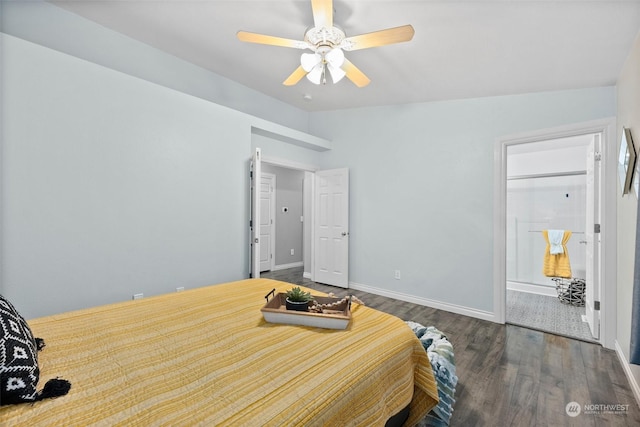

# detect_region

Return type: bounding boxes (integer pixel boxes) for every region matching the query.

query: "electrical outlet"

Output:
[176,287,185,292]
[133,293,144,300]
[394,270,401,280]
[290,249,295,255]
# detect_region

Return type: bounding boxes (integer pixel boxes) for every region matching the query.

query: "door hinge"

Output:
[594,152,602,161]
[249,220,252,228]
[594,223,601,233]
[250,170,253,179]
[594,301,600,311]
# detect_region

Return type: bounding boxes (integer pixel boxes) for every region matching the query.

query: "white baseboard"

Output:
[615,340,640,408]
[507,281,557,297]
[303,271,312,279]
[272,262,303,271]
[348,281,496,323]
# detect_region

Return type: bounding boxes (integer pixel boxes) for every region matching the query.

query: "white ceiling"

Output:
[50,0,640,112]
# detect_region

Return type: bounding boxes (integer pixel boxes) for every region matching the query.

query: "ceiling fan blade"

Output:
[341,25,415,51]
[342,58,370,87]
[283,66,308,86]
[237,31,308,49]
[311,0,333,29]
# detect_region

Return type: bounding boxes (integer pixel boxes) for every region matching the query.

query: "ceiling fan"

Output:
[237,0,414,87]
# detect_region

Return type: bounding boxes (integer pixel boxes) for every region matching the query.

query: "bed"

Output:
[1,278,439,426]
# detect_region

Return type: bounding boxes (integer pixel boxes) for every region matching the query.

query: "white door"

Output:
[314,168,349,288]
[250,148,261,278]
[585,135,601,339]
[260,173,276,272]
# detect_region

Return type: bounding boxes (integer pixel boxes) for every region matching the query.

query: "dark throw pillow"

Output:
[0,294,70,405]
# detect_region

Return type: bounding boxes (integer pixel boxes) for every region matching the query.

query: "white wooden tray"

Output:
[261,289,352,330]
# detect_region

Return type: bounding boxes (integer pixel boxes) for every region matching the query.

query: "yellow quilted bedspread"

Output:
[0,279,438,426]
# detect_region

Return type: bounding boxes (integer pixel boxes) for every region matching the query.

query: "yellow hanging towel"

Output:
[542,230,572,278]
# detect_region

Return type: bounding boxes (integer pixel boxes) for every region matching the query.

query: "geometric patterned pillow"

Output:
[0,294,41,405]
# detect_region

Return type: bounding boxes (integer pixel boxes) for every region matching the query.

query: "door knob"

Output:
[341,232,349,236]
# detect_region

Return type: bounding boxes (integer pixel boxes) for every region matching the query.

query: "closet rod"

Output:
[507,170,586,181]
[528,230,585,234]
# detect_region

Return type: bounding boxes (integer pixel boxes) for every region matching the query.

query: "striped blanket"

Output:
[1,279,438,426]
[407,321,458,427]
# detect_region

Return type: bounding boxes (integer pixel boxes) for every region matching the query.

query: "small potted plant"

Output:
[285,287,314,312]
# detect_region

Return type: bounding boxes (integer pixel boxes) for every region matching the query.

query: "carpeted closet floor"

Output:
[506,289,597,342]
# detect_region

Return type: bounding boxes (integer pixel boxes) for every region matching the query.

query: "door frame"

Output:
[262,156,320,280]
[250,148,262,279]
[493,118,617,349]
[585,136,600,339]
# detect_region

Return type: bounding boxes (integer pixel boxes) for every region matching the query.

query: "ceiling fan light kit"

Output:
[301,46,345,85]
[237,0,414,88]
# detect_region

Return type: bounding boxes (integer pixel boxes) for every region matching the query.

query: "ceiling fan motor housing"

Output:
[304,26,346,52]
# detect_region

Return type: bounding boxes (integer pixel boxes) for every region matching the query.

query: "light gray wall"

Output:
[2,34,247,318]
[616,30,640,396]
[262,164,305,267]
[1,33,322,319]
[0,0,310,133]
[309,87,616,313]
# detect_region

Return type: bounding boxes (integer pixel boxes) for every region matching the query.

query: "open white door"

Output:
[250,148,261,278]
[585,135,601,339]
[260,173,275,272]
[314,168,349,288]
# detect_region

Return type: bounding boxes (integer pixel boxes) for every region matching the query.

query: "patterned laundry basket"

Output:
[553,277,586,307]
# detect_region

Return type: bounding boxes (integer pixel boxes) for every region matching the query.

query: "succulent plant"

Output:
[285,286,314,303]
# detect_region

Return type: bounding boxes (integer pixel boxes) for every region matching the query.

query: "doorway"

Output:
[494,118,617,349]
[250,149,350,288]
[260,164,305,272]
[505,134,597,342]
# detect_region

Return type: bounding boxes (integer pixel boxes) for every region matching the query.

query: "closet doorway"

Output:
[494,118,617,348]
[260,164,305,273]
[505,134,598,342]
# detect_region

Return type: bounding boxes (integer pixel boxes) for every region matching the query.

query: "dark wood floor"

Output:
[262,267,640,427]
